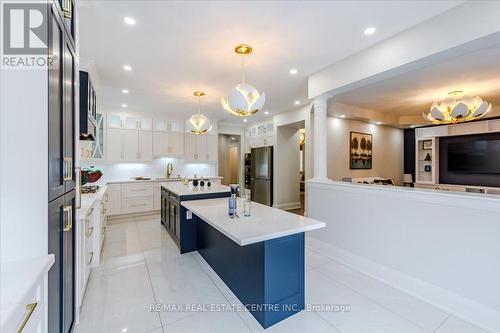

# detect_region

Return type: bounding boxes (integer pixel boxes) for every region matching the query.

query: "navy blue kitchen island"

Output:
[160,183,325,329]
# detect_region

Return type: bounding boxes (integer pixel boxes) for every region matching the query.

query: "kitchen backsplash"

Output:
[81,157,216,184]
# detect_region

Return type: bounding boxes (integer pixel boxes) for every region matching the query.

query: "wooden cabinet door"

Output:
[139,130,153,161]
[48,9,65,202]
[63,37,76,193]
[48,190,75,333]
[168,132,184,156]
[184,133,196,161]
[153,132,169,156]
[195,135,207,161]
[123,129,139,161]
[206,135,218,162]
[107,128,123,161]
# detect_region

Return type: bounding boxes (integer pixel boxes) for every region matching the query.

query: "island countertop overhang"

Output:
[181,197,326,246]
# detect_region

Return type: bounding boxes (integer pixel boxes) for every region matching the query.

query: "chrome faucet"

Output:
[166,162,173,178]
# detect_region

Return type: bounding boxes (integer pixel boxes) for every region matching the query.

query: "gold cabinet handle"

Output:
[88,252,94,265]
[87,226,94,238]
[17,302,37,333]
[63,206,72,231]
[64,157,73,181]
[87,207,94,216]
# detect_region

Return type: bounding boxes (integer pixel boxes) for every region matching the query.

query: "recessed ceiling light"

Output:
[123,17,136,26]
[243,119,248,122]
[289,68,298,75]
[264,111,269,115]
[410,125,416,128]
[376,121,382,125]
[121,104,127,108]
[123,65,132,71]
[231,137,235,140]
[122,89,129,94]
[339,114,346,118]
[364,27,376,35]
[294,100,300,105]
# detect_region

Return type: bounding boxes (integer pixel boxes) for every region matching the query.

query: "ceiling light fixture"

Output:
[122,89,129,94]
[123,17,136,26]
[188,91,212,135]
[423,90,491,124]
[339,114,346,118]
[364,27,376,35]
[376,121,382,125]
[243,119,248,122]
[264,111,269,115]
[121,104,127,108]
[289,68,298,75]
[123,65,132,71]
[294,100,300,105]
[221,44,265,117]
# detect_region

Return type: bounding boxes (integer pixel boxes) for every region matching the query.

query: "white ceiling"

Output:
[78,0,462,124]
[334,43,500,118]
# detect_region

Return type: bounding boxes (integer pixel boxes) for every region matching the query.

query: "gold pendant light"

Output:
[221,44,266,117]
[188,91,212,135]
[423,90,492,124]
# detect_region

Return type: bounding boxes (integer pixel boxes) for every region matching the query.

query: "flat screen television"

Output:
[447,137,500,174]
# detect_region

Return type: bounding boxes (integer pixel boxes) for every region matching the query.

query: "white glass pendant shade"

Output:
[423,91,492,124]
[188,91,212,135]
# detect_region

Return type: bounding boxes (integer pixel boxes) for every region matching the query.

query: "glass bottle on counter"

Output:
[244,189,251,217]
[228,184,239,218]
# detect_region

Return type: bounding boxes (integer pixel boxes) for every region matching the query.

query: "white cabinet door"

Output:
[107,112,123,129]
[139,117,152,131]
[168,132,184,156]
[153,182,161,210]
[124,115,138,129]
[153,132,169,156]
[106,184,122,216]
[139,130,153,161]
[184,133,196,161]
[123,129,139,161]
[206,135,218,162]
[195,135,206,161]
[107,128,123,161]
[154,118,168,132]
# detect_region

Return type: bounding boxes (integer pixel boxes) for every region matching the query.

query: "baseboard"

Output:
[273,202,301,210]
[307,236,500,333]
[107,210,160,223]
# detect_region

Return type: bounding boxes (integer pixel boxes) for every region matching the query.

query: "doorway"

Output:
[218,134,241,186]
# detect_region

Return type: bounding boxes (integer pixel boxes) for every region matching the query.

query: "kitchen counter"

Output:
[106,176,222,185]
[160,182,230,197]
[79,185,107,215]
[171,197,325,329]
[182,197,325,245]
[1,255,54,331]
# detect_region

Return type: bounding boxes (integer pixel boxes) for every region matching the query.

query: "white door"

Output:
[168,132,184,156]
[184,134,196,161]
[123,129,139,161]
[195,135,207,161]
[107,128,123,161]
[139,130,153,161]
[153,132,169,156]
[206,135,218,162]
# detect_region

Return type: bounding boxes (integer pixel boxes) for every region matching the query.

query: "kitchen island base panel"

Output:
[196,214,305,329]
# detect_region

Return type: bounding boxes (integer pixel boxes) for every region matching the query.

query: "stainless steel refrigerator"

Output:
[250,147,273,206]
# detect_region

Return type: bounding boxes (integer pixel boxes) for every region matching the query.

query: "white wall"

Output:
[1,68,48,263]
[327,117,404,183]
[274,126,301,210]
[81,158,216,184]
[307,181,500,333]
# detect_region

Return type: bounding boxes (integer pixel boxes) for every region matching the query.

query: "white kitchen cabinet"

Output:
[121,183,154,214]
[153,132,169,155]
[106,184,122,216]
[153,182,161,210]
[139,130,153,161]
[107,112,123,129]
[168,132,185,156]
[107,128,123,161]
[184,133,196,161]
[123,129,139,161]
[206,135,218,162]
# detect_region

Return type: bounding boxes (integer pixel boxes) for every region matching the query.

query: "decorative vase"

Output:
[424,165,432,172]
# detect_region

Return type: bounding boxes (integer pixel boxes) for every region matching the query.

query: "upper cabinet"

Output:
[80,112,104,160]
[79,71,96,140]
[185,134,217,163]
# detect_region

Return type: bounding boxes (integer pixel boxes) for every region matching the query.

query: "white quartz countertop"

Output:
[79,185,107,215]
[0,255,55,330]
[106,176,222,184]
[181,198,326,245]
[161,182,231,196]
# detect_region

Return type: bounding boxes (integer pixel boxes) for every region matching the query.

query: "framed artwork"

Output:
[350,131,373,169]
[422,140,433,150]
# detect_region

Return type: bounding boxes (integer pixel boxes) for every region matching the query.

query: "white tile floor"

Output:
[75,214,490,333]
